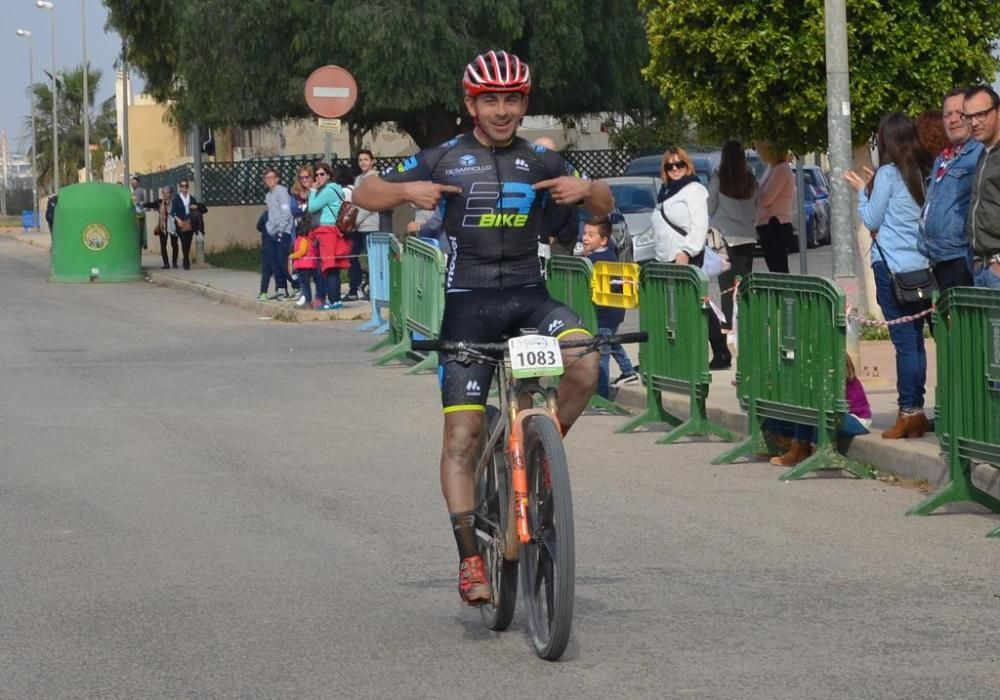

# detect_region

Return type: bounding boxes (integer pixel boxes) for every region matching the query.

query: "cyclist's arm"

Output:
[352,175,422,212]
[581,179,613,217]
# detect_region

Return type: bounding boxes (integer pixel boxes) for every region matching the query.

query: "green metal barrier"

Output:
[710,273,873,480]
[368,237,402,354]
[401,238,447,374]
[617,263,735,443]
[373,237,446,373]
[906,288,1000,536]
[546,255,625,414]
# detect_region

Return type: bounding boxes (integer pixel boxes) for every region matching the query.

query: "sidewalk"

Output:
[8,228,998,502]
[11,229,372,322]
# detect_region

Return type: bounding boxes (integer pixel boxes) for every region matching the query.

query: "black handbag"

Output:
[872,237,937,305]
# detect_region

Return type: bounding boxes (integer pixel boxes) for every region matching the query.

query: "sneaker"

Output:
[328,301,344,310]
[343,292,359,302]
[295,296,308,308]
[458,555,491,605]
[256,292,269,302]
[611,373,639,388]
[311,299,324,309]
[270,290,289,301]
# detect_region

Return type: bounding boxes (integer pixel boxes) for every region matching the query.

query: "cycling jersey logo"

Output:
[514,158,529,172]
[465,380,482,396]
[460,154,477,167]
[548,319,565,334]
[463,181,537,228]
[396,156,418,173]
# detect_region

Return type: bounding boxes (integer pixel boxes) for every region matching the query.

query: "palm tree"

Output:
[25,63,114,193]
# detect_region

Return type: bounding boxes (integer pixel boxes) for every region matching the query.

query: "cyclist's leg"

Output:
[521,288,599,434]
[437,291,506,603]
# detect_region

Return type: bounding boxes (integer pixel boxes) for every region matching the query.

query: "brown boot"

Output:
[882,410,928,439]
[770,439,808,466]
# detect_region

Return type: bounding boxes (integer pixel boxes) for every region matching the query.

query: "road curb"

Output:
[145,270,372,322]
[611,384,1000,499]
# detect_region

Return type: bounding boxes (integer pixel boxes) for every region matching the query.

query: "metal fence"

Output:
[135,149,636,207]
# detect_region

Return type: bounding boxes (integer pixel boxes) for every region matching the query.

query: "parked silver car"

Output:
[574,176,661,263]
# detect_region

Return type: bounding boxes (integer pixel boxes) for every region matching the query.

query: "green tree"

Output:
[641,0,1000,152]
[27,63,108,192]
[104,0,662,149]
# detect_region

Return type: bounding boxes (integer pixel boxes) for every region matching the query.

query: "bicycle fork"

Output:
[507,408,555,545]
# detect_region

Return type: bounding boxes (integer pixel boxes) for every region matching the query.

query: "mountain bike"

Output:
[413,330,647,660]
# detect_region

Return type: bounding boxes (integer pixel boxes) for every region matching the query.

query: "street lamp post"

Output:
[81,0,90,181]
[16,29,40,230]
[36,1,58,194]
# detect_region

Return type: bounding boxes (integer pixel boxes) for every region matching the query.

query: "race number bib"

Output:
[509,334,564,379]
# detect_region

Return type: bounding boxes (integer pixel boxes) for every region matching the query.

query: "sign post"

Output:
[304,66,358,165]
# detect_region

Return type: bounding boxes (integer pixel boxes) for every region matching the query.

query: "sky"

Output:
[1,0,140,157]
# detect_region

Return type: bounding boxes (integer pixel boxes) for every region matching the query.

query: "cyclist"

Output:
[354,50,613,605]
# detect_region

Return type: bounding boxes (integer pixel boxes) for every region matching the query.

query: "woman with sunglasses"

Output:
[651,146,732,369]
[307,163,351,309]
[844,112,933,439]
[755,140,795,273]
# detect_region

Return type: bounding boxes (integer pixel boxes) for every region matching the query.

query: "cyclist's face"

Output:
[466,92,528,144]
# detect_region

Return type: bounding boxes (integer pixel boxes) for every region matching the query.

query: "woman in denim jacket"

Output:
[919,90,984,290]
[845,113,933,439]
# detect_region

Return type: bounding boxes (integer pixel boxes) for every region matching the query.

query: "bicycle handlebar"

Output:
[411,331,648,354]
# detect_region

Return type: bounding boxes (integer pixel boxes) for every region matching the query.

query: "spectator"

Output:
[534,137,579,257]
[147,186,176,269]
[45,194,58,237]
[308,162,351,309]
[349,150,380,301]
[288,227,317,308]
[964,85,1000,289]
[290,165,316,297]
[258,169,292,301]
[920,89,983,291]
[130,176,145,206]
[844,113,933,439]
[755,140,796,273]
[651,146,731,369]
[169,179,200,270]
[708,140,759,330]
[580,216,638,397]
[768,355,872,466]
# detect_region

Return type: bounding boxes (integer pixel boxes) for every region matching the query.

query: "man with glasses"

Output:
[964,85,1000,289]
[920,87,983,290]
[260,169,292,301]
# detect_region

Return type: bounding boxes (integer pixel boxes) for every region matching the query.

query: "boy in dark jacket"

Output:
[581,216,638,398]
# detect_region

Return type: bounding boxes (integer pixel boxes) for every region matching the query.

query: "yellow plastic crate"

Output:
[591,260,640,309]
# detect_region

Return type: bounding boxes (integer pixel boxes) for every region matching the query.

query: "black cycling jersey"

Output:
[381,133,583,289]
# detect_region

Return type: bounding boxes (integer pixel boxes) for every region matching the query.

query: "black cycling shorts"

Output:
[437,285,588,413]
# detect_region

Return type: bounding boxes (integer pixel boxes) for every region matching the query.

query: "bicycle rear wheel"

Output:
[519,414,575,660]
[478,406,518,631]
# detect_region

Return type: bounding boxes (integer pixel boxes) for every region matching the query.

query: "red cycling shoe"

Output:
[458,555,492,606]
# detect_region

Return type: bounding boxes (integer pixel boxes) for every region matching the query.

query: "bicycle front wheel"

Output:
[519,414,574,661]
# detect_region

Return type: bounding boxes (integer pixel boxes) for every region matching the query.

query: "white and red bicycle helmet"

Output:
[463,50,531,96]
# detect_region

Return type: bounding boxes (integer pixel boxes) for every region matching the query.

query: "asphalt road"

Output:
[1,237,998,699]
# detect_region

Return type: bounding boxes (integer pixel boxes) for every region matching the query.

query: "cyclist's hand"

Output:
[404,182,462,209]
[533,176,591,205]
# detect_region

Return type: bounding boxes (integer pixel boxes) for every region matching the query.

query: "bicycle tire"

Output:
[478,406,518,631]
[519,414,575,660]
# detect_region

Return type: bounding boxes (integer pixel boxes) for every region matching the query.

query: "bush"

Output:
[205,241,259,271]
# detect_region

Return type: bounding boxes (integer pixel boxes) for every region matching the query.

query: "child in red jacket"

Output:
[288,229,318,308]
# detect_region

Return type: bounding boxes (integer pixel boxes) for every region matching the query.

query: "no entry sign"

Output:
[304,65,358,119]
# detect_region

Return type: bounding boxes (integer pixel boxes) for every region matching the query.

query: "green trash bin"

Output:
[50,182,143,283]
